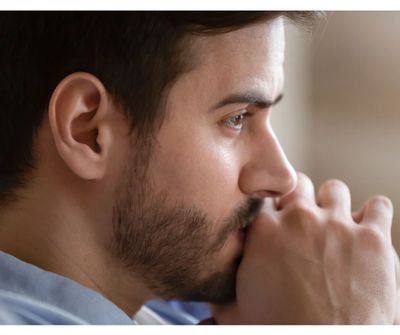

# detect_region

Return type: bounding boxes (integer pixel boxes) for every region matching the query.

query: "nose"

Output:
[238,128,297,199]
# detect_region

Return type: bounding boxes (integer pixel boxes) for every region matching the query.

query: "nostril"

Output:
[255,190,281,198]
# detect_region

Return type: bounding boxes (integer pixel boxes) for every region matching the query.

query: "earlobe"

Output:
[48,72,111,180]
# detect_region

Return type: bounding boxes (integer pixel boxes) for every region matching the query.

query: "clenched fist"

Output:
[212,173,398,324]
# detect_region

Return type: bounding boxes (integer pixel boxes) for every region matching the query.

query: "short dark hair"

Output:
[0,11,319,204]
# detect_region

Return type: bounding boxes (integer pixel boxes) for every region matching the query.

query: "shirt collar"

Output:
[0,251,134,324]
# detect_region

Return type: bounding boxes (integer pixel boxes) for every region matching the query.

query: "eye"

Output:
[223,111,249,131]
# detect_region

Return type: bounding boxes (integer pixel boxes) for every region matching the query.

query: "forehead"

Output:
[169,19,285,109]
[192,18,285,64]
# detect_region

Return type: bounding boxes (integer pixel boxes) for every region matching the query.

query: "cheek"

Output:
[153,135,240,212]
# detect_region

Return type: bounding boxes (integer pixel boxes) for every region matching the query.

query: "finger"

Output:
[260,198,278,219]
[359,195,393,237]
[277,172,315,210]
[317,179,352,217]
[251,198,279,230]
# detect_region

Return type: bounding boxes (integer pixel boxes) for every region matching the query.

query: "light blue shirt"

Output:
[0,251,201,324]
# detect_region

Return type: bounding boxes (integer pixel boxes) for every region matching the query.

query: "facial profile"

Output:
[109,18,296,303]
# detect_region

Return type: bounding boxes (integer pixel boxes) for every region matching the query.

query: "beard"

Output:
[109,144,263,303]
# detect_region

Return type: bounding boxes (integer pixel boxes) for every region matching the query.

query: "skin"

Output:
[212,174,399,324]
[0,18,398,323]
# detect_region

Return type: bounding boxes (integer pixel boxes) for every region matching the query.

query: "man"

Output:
[0,12,398,324]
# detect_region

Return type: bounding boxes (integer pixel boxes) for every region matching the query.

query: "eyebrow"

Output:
[212,92,284,111]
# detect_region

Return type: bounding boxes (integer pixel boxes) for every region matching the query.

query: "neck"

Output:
[0,174,153,317]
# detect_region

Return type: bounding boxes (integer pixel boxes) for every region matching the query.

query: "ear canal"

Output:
[72,110,101,154]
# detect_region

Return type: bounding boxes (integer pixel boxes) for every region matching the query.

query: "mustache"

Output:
[210,197,263,252]
[228,197,264,232]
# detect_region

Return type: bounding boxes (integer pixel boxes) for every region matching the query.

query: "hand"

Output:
[212,173,397,324]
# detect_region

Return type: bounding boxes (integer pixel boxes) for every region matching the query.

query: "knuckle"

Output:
[282,200,318,225]
[320,179,349,192]
[285,198,309,212]
[327,218,352,237]
[358,226,387,250]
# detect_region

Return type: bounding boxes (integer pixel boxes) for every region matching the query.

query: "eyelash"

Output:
[223,110,251,131]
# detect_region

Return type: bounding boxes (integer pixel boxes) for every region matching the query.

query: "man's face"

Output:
[110,18,296,303]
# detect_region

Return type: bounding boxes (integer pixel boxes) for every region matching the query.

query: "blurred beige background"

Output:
[272,12,400,252]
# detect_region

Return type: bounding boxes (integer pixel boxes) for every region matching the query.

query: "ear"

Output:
[48,72,113,180]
